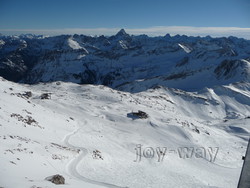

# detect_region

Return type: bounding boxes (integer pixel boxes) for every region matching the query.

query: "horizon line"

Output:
[1,26,250,39]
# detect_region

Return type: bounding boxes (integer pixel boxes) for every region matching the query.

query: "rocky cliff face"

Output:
[0,30,250,91]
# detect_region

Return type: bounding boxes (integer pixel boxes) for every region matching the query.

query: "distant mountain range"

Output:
[0,29,249,92]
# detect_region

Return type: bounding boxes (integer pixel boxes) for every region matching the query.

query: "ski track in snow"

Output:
[63,121,127,188]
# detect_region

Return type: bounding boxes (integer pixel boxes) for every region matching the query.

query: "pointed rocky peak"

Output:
[115,29,129,37]
[164,34,171,38]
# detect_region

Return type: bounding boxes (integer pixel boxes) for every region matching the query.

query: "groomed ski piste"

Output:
[0,77,249,188]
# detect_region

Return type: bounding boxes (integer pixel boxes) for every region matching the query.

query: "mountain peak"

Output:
[116,29,128,36]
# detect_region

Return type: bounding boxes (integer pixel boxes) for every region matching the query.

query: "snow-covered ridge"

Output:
[178,43,192,53]
[0,77,249,188]
[67,37,83,50]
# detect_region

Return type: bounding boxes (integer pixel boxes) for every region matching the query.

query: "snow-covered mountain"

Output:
[0,30,250,188]
[0,77,249,188]
[0,30,250,92]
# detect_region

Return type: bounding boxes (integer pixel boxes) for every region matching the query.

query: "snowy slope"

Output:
[0,77,249,188]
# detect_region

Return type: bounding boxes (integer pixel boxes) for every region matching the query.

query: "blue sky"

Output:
[0,0,250,38]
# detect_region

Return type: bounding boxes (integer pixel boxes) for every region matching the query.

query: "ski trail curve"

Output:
[64,125,127,188]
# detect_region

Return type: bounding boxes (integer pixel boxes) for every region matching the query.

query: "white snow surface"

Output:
[178,43,192,53]
[67,38,82,50]
[0,77,249,188]
[67,38,88,53]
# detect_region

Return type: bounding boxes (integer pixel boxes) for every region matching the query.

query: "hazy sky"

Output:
[0,0,250,38]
